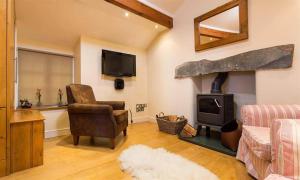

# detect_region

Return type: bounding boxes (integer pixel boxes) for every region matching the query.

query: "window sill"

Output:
[17,105,68,111]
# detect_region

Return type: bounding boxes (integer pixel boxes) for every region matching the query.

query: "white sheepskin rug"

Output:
[119,145,219,180]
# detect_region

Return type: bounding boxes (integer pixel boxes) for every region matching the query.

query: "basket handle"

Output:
[178,115,186,120]
[157,112,164,118]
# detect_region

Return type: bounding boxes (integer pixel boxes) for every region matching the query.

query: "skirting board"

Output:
[45,128,71,139]
[148,116,156,122]
[45,116,151,139]
[132,116,152,123]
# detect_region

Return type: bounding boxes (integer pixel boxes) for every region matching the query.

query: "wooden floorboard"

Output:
[1,122,253,180]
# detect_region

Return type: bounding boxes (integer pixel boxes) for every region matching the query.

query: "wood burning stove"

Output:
[197,94,234,128]
[196,72,234,137]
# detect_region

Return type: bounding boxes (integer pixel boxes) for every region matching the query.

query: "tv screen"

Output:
[102,50,136,77]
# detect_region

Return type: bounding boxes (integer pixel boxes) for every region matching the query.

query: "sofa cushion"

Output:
[113,110,128,124]
[243,125,271,161]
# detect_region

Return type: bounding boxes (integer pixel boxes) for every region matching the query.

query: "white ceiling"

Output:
[16,0,173,51]
[139,0,184,15]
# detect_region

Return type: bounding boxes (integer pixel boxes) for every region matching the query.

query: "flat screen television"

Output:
[102,50,136,77]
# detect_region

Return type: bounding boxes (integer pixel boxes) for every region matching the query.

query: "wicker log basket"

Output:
[156,112,187,135]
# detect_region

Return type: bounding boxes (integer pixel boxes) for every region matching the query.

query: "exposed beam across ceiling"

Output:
[104,0,173,28]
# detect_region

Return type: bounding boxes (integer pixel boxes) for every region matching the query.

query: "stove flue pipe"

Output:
[211,72,228,94]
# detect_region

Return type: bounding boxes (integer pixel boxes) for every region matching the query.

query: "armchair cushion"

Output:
[68,103,113,114]
[243,125,271,161]
[69,84,96,104]
[113,110,128,124]
[97,101,125,110]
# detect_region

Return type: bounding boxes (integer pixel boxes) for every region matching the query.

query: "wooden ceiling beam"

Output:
[104,0,173,28]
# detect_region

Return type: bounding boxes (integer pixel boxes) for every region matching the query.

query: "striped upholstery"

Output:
[237,135,258,177]
[271,119,300,179]
[237,105,300,180]
[241,105,300,127]
[243,126,271,160]
[265,174,292,180]
[249,150,271,180]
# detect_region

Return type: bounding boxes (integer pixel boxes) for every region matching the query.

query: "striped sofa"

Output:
[236,105,300,180]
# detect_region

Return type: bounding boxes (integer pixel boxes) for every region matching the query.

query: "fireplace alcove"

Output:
[175,44,293,126]
[201,71,256,122]
[176,45,294,155]
[196,71,256,138]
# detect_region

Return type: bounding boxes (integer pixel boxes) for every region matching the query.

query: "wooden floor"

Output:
[2,122,253,180]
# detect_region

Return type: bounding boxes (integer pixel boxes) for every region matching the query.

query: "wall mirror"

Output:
[194,0,248,51]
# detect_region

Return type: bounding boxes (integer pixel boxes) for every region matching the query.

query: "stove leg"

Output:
[196,125,202,136]
[206,126,211,137]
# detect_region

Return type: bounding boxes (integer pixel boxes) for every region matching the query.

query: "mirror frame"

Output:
[194,0,248,51]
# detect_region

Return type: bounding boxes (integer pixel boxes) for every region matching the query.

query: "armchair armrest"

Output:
[68,103,113,114]
[241,105,300,127]
[271,119,300,179]
[97,101,125,110]
[265,174,292,180]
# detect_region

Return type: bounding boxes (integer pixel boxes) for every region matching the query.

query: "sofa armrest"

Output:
[241,105,300,127]
[271,119,300,179]
[97,101,125,110]
[68,103,113,114]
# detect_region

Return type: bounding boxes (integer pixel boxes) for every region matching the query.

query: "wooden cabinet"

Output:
[6,0,15,111]
[10,110,45,173]
[6,0,16,175]
[0,0,15,177]
[0,0,7,176]
[0,109,6,177]
[0,109,6,159]
[0,160,5,176]
[0,0,7,108]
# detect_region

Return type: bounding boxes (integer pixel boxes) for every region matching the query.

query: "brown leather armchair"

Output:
[66,84,128,149]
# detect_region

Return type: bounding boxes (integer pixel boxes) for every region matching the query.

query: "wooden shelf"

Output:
[17,105,67,111]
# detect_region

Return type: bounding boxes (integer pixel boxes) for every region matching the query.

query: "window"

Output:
[18,49,74,107]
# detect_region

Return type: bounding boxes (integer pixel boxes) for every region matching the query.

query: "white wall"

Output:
[74,39,81,84]
[79,36,149,122]
[42,110,70,138]
[147,0,300,125]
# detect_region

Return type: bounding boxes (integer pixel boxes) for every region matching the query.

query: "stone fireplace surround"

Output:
[175,44,294,78]
[175,44,294,121]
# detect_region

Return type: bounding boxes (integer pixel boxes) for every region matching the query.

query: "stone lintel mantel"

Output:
[175,44,294,78]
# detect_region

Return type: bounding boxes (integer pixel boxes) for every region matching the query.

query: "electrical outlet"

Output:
[136,104,147,112]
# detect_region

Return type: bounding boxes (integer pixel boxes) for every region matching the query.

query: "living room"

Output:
[0,0,299,180]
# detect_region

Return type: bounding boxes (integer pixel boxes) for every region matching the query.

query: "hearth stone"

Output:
[175,44,294,78]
